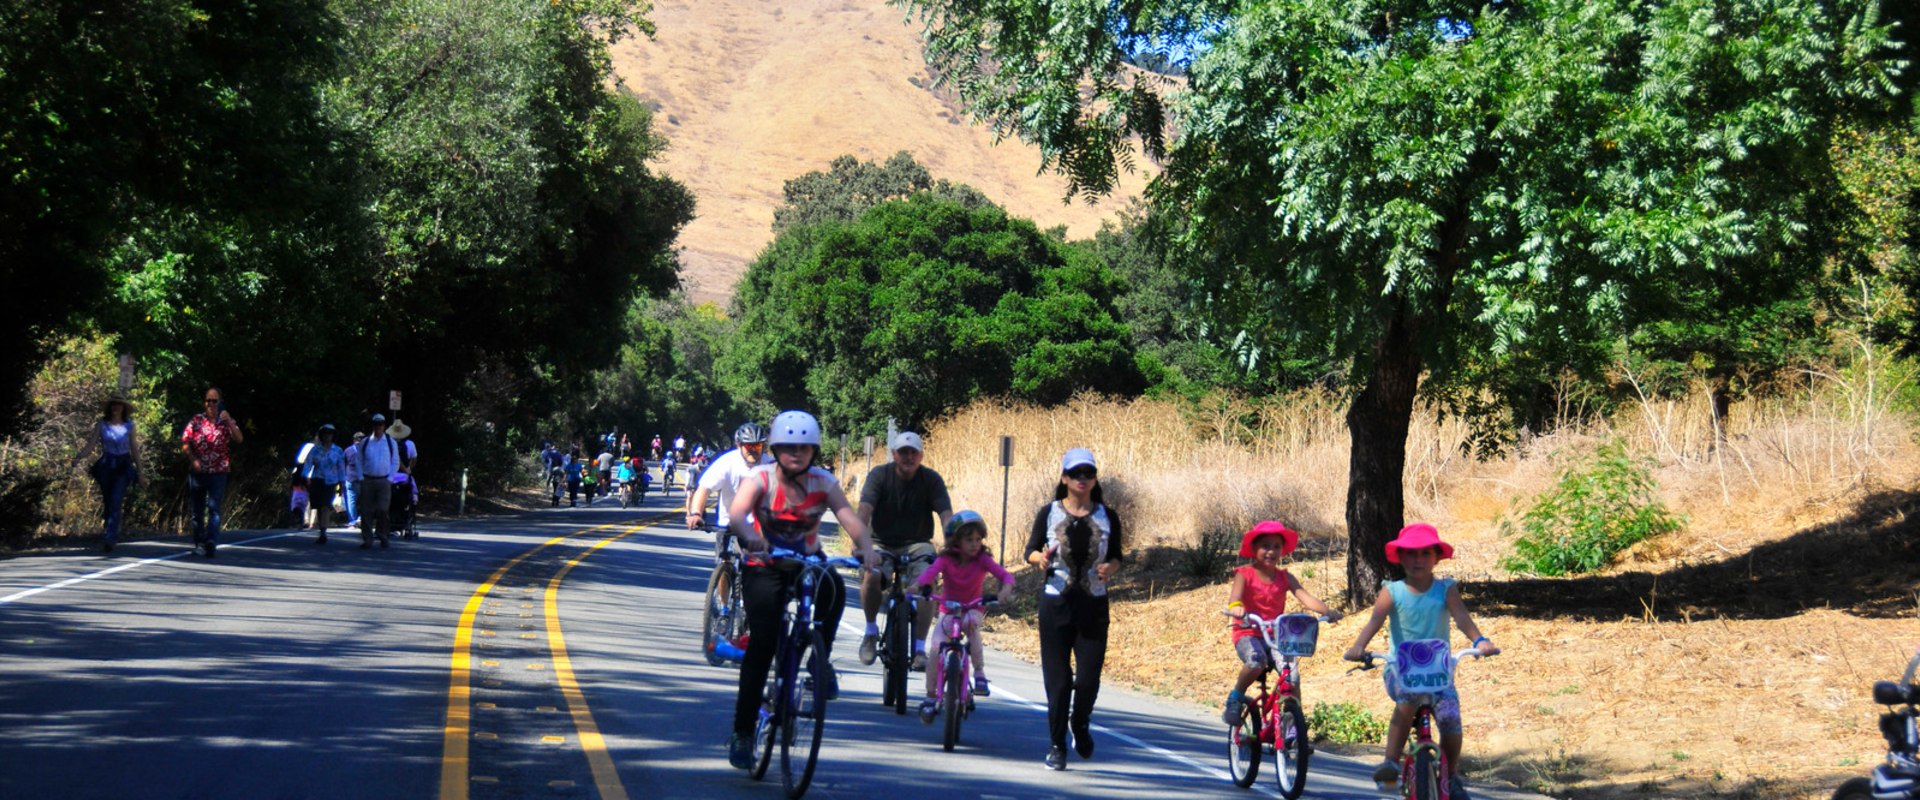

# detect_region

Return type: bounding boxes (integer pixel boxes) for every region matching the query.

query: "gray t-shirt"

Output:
[859,464,952,548]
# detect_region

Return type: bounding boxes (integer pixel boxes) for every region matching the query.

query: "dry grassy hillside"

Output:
[610,0,1149,303]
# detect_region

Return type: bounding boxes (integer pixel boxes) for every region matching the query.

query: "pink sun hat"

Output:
[1384,523,1454,564]
[1238,520,1299,558]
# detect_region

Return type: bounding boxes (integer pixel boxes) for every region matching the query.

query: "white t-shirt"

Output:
[697,446,772,528]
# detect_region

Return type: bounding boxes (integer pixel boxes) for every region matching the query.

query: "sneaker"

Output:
[918,699,938,724]
[820,663,839,701]
[857,633,878,666]
[1071,719,1093,758]
[910,651,927,672]
[1449,775,1471,800]
[1044,745,1067,771]
[973,676,990,697]
[204,541,216,558]
[1372,760,1401,786]
[1222,692,1246,726]
[727,733,753,769]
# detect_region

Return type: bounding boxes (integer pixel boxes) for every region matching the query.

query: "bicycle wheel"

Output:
[941,649,964,752]
[1226,701,1261,787]
[886,597,911,714]
[1411,748,1441,800]
[1273,698,1309,799]
[781,629,828,798]
[1830,777,1874,800]
[750,659,778,780]
[700,561,737,666]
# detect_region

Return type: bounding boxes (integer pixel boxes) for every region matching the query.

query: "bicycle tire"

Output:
[1411,748,1441,800]
[700,561,737,666]
[886,596,912,714]
[781,629,828,798]
[1226,701,1261,787]
[750,659,777,781]
[1274,698,1309,799]
[941,649,964,751]
[1830,777,1874,800]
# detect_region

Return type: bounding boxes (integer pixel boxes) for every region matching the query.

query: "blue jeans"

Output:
[344,479,359,521]
[186,472,228,544]
[97,455,133,542]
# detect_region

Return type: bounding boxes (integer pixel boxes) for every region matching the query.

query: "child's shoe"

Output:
[918,699,938,724]
[1221,691,1246,726]
[1448,774,1471,800]
[1372,759,1401,785]
[973,675,990,696]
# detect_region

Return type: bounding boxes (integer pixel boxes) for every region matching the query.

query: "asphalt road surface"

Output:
[0,489,1548,800]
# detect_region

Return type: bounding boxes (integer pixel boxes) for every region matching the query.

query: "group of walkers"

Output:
[73,388,420,555]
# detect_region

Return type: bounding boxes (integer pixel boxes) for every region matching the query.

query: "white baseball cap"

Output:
[892,431,924,452]
[1061,447,1096,472]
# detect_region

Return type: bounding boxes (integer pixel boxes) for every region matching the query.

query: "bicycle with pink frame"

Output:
[927,595,996,752]
[1353,641,1490,800]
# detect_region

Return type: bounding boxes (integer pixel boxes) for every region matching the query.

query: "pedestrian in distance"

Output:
[1342,523,1500,800]
[342,431,365,529]
[73,395,143,553]
[181,387,244,558]
[1026,447,1125,770]
[389,418,417,475]
[1222,521,1342,723]
[856,431,953,672]
[296,424,346,545]
[354,413,404,549]
[565,448,584,507]
[596,447,615,497]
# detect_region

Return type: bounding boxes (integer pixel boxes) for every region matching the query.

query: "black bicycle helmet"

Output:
[734,421,768,445]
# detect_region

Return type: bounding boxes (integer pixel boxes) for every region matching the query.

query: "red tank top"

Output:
[1232,565,1290,643]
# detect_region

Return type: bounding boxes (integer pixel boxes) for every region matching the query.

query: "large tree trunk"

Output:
[1344,302,1424,607]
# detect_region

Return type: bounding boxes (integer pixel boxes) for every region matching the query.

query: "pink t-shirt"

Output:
[918,551,1014,604]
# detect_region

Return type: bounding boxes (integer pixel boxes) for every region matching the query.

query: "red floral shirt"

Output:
[181,414,234,473]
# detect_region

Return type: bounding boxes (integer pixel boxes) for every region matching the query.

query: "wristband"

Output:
[1473,636,1489,646]
[1226,600,1244,609]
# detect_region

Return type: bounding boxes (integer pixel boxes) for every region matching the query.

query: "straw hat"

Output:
[388,418,412,440]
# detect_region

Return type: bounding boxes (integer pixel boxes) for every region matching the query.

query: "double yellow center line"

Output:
[439,515,670,800]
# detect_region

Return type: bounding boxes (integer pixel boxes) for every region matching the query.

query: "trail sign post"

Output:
[388,391,402,412]
[998,435,1013,562]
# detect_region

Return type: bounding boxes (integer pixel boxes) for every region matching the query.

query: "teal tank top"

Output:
[1386,578,1454,646]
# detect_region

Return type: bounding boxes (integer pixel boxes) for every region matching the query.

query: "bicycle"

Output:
[618,476,635,508]
[1832,649,1920,800]
[749,548,860,799]
[1349,642,1490,800]
[926,595,996,752]
[701,522,747,666]
[1223,611,1332,798]
[871,549,934,715]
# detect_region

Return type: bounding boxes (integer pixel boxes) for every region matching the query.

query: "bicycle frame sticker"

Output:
[1271,613,1320,657]
[1394,639,1453,695]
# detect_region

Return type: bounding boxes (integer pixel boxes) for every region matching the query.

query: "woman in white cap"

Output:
[1024,446,1125,770]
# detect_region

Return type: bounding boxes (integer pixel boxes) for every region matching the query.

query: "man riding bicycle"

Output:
[687,422,773,553]
[856,431,953,673]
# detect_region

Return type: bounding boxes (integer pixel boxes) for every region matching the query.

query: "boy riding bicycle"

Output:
[1342,523,1500,800]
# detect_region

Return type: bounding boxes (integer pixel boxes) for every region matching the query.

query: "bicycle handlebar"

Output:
[1348,648,1490,670]
[765,547,861,570]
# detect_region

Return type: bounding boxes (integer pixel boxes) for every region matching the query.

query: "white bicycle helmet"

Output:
[768,410,822,447]
[734,422,768,445]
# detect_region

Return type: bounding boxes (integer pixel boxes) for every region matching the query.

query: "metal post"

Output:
[459,468,468,515]
[998,435,1014,563]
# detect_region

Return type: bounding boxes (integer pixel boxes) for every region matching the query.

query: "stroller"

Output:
[389,471,420,540]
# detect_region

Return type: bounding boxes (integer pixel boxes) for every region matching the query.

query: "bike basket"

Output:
[1270,613,1320,658]
[1393,639,1454,696]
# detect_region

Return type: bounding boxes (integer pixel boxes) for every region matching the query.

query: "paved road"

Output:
[0,490,1548,800]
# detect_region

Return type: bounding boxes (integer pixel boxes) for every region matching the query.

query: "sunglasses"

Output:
[203,398,220,405]
[1065,468,1098,480]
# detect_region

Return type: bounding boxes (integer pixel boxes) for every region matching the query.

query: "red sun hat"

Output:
[1384,523,1454,564]
[1238,520,1299,558]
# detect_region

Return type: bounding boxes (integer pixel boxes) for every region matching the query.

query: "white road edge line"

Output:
[834,616,1282,799]
[0,532,300,606]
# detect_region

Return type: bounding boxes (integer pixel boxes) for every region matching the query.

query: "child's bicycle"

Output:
[1350,642,1491,800]
[1832,649,1920,800]
[923,595,996,751]
[1222,611,1333,798]
[749,547,860,799]
[872,549,935,715]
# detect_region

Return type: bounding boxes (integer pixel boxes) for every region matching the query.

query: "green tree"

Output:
[899,0,1907,603]
[729,193,1141,431]
[771,151,993,233]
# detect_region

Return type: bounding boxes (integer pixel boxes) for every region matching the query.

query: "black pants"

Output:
[1038,591,1109,749]
[732,562,846,736]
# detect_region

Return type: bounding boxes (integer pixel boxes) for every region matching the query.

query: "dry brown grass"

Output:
[932,375,1920,799]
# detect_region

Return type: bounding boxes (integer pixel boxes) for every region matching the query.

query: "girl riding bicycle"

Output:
[915,510,1016,723]
[1342,523,1500,800]
[1223,521,1342,725]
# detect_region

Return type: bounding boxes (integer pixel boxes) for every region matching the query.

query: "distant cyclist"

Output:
[723,410,876,769]
[660,450,678,492]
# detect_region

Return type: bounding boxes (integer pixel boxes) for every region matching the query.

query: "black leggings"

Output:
[732,562,846,736]
[1038,592,1109,749]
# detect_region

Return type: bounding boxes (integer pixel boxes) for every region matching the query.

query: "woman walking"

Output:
[1024,447,1125,770]
[74,396,143,552]
[297,424,346,545]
